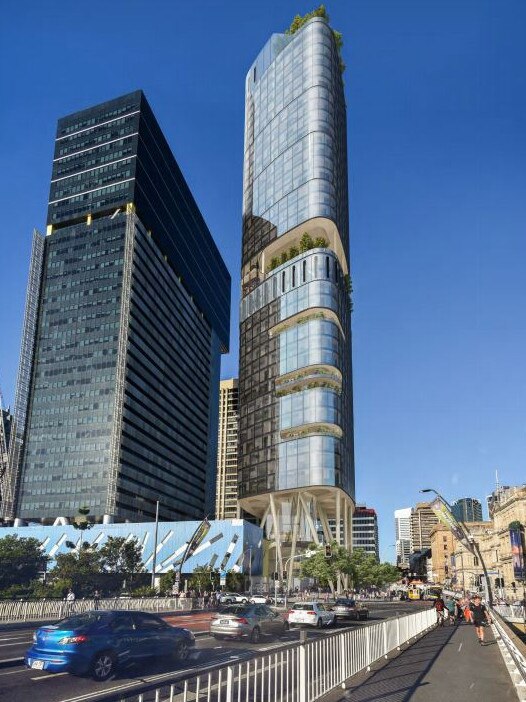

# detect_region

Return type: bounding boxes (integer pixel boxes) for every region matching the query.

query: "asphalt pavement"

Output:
[321,618,518,702]
[0,600,426,702]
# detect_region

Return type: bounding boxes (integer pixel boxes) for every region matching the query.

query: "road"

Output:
[0,600,427,702]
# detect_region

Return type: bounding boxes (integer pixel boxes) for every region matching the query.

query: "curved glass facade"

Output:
[239,17,355,511]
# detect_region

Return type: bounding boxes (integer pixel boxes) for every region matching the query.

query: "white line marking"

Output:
[0,668,28,677]
[31,672,68,681]
[0,641,30,647]
[458,643,463,651]
[470,682,475,689]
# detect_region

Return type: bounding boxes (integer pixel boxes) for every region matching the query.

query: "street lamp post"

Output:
[151,499,160,589]
[283,553,308,608]
[241,547,253,595]
[421,488,493,604]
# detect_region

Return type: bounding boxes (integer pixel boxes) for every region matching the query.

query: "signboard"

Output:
[509,527,525,582]
[429,497,476,555]
[220,571,227,587]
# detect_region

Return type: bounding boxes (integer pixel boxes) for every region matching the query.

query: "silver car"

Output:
[332,598,369,621]
[210,604,288,643]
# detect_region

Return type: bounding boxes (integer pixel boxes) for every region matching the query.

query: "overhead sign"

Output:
[429,497,476,555]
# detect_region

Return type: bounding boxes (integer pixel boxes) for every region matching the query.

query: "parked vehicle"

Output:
[287,602,335,628]
[332,598,369,621]
[218,592,248,604]
[25,610,195,681]
[210,604,288,642]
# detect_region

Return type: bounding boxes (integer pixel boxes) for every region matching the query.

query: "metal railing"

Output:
[0,596,205,623]
[490,608,526,700]
[100,608,436,702]
[494,604,526,622]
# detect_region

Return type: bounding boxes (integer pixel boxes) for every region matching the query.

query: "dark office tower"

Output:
[2,91,231,524]
[238,15,355,589]
[451,498,483,523]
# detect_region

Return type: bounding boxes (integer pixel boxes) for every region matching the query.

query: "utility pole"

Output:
[151,499,160,589]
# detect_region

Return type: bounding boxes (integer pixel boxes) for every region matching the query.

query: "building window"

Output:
[326,256,330,278]
[292,266,296,287]
[303,260,306,282]
[473,556,479,567]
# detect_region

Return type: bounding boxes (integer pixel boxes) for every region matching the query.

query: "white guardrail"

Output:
[0,597,202,623]
[490,607,526,701]
[494,604,526,622]
[103,608,436,702]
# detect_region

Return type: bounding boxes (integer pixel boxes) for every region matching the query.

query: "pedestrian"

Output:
[93,589,101,610]
[469,594,492,645]
[445,598,455,625]
[432,595,446,626]
[65,588,75,613]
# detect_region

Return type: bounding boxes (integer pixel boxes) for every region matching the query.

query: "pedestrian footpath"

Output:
[322,620,519,702]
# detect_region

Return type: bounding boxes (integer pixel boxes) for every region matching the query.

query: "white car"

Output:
[219,592,248,604]
[287,602,335,628]
[249,595,270,604]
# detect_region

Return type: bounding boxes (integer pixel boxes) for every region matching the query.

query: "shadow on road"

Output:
[342,625,456,702]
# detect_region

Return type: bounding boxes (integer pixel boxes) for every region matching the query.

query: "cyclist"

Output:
[432,595,446,626]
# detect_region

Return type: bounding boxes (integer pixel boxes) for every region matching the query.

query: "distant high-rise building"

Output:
[395,508,412,568]
[1,91,231,524]
[410,502,438,552]
[0,406,13,502]
[238,13,355,589]
[487,486,511,518]
[215,379,239,520]
[451,497,483,523]
[352,505,379,560]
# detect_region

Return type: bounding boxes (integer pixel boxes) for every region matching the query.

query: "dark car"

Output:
[210,604,288,642]
[25,610,195,681]
[332,598,369,621]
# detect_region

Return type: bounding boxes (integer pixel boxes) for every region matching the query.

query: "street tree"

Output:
[0,535,48,589]
[51,541,102,594]
[349,549,400,589]
[99,537,144,576]
[300,542,353,593]
[188,565,215,593]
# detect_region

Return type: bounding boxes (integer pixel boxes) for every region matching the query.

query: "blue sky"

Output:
[1,0,525,561]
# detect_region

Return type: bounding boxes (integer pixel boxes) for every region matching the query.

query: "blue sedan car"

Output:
[25,610,196,681]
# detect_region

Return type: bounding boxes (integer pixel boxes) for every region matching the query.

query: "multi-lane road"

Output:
[0,600,427,702]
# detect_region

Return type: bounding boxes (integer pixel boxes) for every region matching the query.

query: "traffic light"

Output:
[273,571,279,580]
[283,571,287,580]
[325,544,332,559]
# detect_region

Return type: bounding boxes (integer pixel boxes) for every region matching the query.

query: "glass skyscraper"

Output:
[1,91,231,524]
[238,16,355,588]
[451,497,483,523]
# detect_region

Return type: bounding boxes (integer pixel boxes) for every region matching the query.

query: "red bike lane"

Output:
[162,611,214,635]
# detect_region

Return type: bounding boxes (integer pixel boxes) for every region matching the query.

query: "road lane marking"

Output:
[0,641,31,647]
[31,672,69,681]
[458,643,463,651]
[0,668,28,677]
